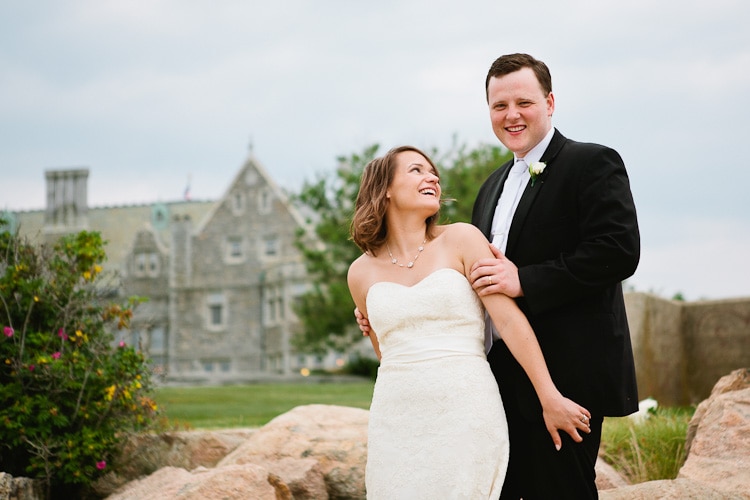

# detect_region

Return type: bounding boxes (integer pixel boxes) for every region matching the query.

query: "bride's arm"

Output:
[482,293,588,448]
[347,259,382,360]
[452,223,591,449]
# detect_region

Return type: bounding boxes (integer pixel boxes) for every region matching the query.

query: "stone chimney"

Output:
[44,168,89,239]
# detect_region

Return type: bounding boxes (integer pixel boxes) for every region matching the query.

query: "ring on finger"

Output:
[488,276,493,285]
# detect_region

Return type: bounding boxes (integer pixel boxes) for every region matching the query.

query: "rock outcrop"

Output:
[600,368,750,500]
[107,404,367,499]
[3,370,749,500]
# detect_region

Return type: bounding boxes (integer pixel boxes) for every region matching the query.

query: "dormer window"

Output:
[231,192,245,215]
[134,252,160,278]
[259,188,272,214]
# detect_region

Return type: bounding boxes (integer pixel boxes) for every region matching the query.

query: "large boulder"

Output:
[679,368,750,497]
[594,459,629,490]
[0,473,42,500]
[94,428,255,497]
[685,367,750,454]
[219,404,369,499]
[106,464,284,500]
[598,477,740,499]
[104,404,366,500]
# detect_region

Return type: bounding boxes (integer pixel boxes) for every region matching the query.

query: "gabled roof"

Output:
[195,151,311,235]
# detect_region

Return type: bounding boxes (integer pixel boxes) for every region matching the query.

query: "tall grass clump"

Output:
[600,406,695,483]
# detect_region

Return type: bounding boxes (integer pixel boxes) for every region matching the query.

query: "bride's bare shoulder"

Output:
[348,252,372,280]
[438,222,484,241]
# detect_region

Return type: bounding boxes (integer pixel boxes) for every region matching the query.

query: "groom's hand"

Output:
[470,243,523,298]
[354,307,371,336]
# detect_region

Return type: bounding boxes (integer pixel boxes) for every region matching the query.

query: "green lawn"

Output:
[153,381,375,429]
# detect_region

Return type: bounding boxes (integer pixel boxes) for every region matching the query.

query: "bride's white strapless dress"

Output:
[365,268,509,499]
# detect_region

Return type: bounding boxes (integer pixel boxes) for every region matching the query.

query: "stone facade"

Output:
[3,153,340,381]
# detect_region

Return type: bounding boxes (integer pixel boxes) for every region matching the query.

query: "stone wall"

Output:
[625,292,750,406]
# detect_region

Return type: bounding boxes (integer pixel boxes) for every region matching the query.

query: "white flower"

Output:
[528,161,547,186]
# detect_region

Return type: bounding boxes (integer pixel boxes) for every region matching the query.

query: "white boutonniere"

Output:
[528,161,547,187]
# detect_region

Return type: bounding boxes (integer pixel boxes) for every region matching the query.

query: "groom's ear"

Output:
[546,91,555,117]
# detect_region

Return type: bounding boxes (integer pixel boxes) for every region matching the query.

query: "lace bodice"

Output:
[366,268,486,364]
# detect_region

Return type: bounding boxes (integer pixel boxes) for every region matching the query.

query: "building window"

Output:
[210,304,222,325]
[225,236,244,263]
[264,286,285,326]
[134,252,160,278]
[149,253,160,275]
[135,254,147,277]
[259,188,272,214]
[150,326,166,353]
[151,203,169,230]
[245,169,258,186]
[263,235,279,258]
[231,191,245,215]
[202,358,231,373]
[206,293,227,331]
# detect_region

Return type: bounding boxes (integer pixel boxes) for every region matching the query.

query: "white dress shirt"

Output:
[490,127,555,252]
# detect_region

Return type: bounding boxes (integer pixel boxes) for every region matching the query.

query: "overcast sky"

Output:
[1,0,749,301]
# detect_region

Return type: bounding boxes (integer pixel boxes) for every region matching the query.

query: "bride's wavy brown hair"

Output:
[350,145,441,256]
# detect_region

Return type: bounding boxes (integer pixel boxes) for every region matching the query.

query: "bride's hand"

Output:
[540,396,592,451]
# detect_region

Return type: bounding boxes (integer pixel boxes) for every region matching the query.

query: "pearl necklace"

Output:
[386,238,426,269]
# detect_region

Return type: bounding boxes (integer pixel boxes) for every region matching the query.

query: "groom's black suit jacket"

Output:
[472,129,640,420]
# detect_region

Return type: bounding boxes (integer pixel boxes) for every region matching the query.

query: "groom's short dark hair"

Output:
[485,53,553,101]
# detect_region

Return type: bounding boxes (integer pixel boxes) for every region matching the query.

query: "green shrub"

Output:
[341,353,379,381]
[0,229,159,499]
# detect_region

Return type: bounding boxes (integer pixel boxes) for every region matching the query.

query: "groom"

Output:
[469,53,640,499]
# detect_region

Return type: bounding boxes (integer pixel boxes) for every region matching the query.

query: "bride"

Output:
[347,145,591,499]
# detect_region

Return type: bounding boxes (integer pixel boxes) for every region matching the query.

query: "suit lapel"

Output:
[506,130,567,257]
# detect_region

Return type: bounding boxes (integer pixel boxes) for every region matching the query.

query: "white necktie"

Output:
[490,158,529,253]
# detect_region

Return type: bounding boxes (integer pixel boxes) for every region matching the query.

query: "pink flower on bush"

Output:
[118,341,126,348]
[58,328,69,341]
[96,461,106,470]
[3,326,13,337]
[28,364,35,372]
[52,352,61,360]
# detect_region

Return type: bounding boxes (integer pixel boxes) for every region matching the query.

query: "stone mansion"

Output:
[2,152,350,382]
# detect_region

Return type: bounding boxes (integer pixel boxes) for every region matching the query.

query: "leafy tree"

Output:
[436,140,512,223]
[0,226,159,499]
[292,141,511,354]
[292,145,379,354]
